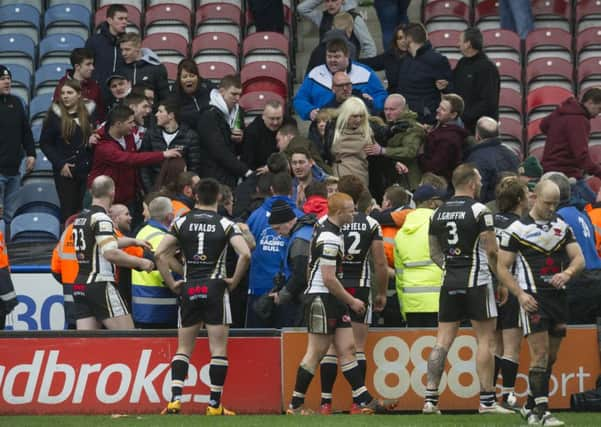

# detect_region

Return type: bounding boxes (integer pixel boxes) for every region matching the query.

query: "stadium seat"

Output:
[499,117,524,146]
[493,58,523,93]
[241,61,288,101]
[197,61,237,83]
[499,87,523,122]
[526,86,572,121]
[0,4,40,43]
[0,34,36,73]
[428,30,462,62]
[577,57,601,94]
[576,28,601,62]
[21,148,53,178]
[34,63,69,96]
[481,29,522,62]
[142,33,188,65]
[195,3,242,41]
[199,0,242,7]
[147,0,193,11]
[29,93,53,126]
[0,219,4,236]
[575,0,601,33]
[98,0,143,11]
[163,61,178,87]
[525,28,573,62]
[423,0,470,32]
[0,0,43,14]
[474,0,500,31]
[39,33,85,66]
[527,118,546,160]
[44,4,91,40]
[242,32,289,68]
[526,58,574,92]
[192,32,239,71]
[144,3,192,41]
[531,0,571,32]
[31,123,42,144]
[4,63,31,104]
[10,213,60,242]
[239,91,285,125]
[48,0,93,9]
[94,4,141,33]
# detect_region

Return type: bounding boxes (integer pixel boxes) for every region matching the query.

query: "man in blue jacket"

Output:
[246,172,303,327]
[294,38,386,121]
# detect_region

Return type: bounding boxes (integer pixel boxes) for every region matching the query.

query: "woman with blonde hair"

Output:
[40,79,93,222]
[330,97,374,187]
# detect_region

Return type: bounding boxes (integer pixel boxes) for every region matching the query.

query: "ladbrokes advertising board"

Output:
[282,328,600,411]
[0,336,281,414]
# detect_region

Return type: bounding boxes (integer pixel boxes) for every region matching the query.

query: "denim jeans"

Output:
[374,0,411,50]
[0,174,21,221]
[499,0,534,40]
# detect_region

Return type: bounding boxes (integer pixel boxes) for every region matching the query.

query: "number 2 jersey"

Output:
[170,209,240,286]
[340,213,382,288]
[429,196,495,289]
[306,217,345,294]
[499,214,575,293]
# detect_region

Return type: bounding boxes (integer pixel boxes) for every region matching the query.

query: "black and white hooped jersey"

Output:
[495,211,527,285]
[73,205,117,284]
[306,217,344,294]
[499,214,576,293]
[429,196,495,289]
[171,209,240,285]
[340,213,382,288]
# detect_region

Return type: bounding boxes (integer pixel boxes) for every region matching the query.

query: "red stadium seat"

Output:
[423,0,470,32]
[575,0,601,33]
[142,33,188,64]
[493,58,523,92]
[195,3,242,41]
[578,57,601,95]
[428,30,462,61]
[241,61,288,100]
[526,58,574,91]
[163,61,178,82]
[499,87,523,121]
[147,0,194,11]
[531,0,571,32]
[526,86,572,121]
[482,29,522,62]
[145,4,192,41]
[525,28,573,62]
[526,118,546,160]
[499,117,524,160]
[239,91,285,113]
[192,32,239,71]
[242,31,289,68]
[197,61,237,83]
[576,28,601,61]
[474,0,500,31]
[95,5,141,33]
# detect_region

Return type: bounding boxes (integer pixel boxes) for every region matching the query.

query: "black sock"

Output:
[480,391,495,407]
[526,393,535,410]
[356,352,367,382]
[529,367,549,417]
[320,354,337,405]
[170,353,189,402]
[291,365,315,408]
[208,356,228,408]
[425,388,439,406]
[493,355,502,389]
[501,357,519,401]
[341,360,371,404]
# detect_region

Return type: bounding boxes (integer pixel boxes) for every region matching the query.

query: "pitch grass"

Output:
[3,413,601,427]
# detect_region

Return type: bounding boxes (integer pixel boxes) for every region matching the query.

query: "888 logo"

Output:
[371,335,479,399]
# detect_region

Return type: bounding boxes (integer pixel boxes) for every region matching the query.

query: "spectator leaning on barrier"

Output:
[0,65,35,221]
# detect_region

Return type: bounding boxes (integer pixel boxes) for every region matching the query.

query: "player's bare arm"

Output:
[224,234,251,291]
[321,264,365,314]
[428,235,444,269]
[155,234,183,293]
[497,248,537,313]
[236,222,256,251]
[370,239,388,312]
[549,241,585,289]
[480,229,498,276]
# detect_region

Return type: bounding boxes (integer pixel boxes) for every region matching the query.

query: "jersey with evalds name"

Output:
[171,209,240,285]
[499,214,576,293]
[306,216,345,294]
[340,213,382,288]
[429,196,495,289]
[73,205,117,284]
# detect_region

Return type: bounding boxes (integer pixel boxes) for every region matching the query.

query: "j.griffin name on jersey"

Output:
[435,211,467,221]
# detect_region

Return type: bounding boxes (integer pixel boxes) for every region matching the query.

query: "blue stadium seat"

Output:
[0,0,43,14]
[0,34,36,73]
[0,4,40,43]
[44,4,91,40]
[48,0,93,10]
[23,148,53,177]
[31,123,42,144]
[4,63,31,104]
[34,63,69,96]
[0,219,5,236]
[29,93,53,126]
[10,213,60,242]
[13,180,60,219]
[39,33,85,66]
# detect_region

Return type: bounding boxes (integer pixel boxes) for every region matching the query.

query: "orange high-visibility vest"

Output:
[0,231,9,270]
[171,199,190,218]
[585,203,601,258]
[382,209,413,267]
[50,224,78,285]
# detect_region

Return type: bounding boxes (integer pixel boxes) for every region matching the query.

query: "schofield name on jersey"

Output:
[341,222,368,231]
[188,224,216,232]
[435,211,466,221]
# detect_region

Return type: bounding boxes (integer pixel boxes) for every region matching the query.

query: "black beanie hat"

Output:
[268,200,296,225]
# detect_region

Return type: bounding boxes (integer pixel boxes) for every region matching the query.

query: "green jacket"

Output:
[384,109,425,190]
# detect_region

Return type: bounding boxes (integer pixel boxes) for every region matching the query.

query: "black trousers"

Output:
[248,0,284,33]
[54,174,86,223]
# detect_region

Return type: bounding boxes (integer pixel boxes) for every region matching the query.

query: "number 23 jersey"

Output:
[429,196,495,289]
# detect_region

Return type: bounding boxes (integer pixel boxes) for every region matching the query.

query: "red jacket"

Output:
[53,70,105,123]
[541,97,601,179]
[87,136,164,204]
[418,121,469,181]
[303,195,328,218]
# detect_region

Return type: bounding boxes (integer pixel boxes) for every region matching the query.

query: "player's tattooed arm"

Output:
[236,223,256,251]
[427,344,448,388]
[429,235,444,269]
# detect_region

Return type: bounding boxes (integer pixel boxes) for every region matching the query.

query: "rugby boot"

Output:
[422,401,441,415]
[286,406,314,415]
[160,400,181,415]
[479,402,515,414]
[206,405,236,416]
[319,403,332,415]
[540,411,565,426]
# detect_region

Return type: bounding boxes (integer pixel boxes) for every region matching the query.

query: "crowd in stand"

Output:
[0,1,600,335]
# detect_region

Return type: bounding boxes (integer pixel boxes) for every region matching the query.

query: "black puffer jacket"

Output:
[0,94,35,175]
[139,123,201,192]
[174,80,216,129]
[85,22,124,91]
[360,48,404,94]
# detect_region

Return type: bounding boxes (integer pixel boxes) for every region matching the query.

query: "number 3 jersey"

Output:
[429,196,495,289]
[306,217,345,294]
[170,209,240,285]
[340,213,382,288]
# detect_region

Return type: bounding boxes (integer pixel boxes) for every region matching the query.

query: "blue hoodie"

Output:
[247,195,304,295]
[558,205,601,270]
